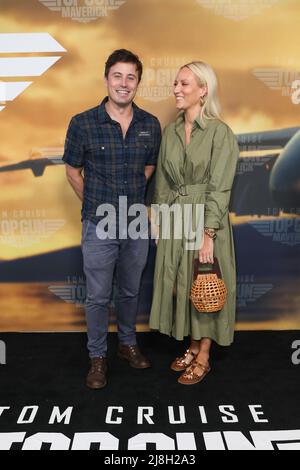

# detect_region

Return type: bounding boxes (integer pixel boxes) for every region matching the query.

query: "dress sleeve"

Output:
[204,122,239,230]
[153,127,172,204]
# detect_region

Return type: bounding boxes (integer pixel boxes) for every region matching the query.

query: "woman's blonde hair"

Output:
[181,61,221,125]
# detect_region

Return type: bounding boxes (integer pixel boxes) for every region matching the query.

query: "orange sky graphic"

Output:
[1,0,300,259]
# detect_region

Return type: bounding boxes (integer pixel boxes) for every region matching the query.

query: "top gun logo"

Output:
[248,219,300,247]
[38,0,126,23]
[0,33,66,112]
[0,210,65,249]
[196,0,279,21]
[252,69,300,104]
[136,57,192,103]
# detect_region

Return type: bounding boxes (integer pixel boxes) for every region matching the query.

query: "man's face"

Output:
[105,62,139,107]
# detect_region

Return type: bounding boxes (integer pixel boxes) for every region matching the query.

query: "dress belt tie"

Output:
[169,183,208,205]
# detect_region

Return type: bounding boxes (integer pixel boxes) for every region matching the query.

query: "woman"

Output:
[149,61,239,385]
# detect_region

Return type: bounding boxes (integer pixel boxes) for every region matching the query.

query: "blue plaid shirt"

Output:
[63,97,161,224]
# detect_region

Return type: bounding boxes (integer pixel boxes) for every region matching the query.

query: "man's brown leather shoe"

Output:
[86,357,107,389]
[118,344,151,369]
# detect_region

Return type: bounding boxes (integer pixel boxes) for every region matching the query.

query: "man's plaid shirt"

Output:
[63,97,161,224]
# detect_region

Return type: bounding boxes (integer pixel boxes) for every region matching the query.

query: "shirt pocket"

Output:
[85,142,106,159]
[134,140,153,163]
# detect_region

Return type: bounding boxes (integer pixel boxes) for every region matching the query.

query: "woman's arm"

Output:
[199,122,239,263]
[204,122,240,230]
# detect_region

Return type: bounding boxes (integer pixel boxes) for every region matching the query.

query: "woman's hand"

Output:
[199,234,214,264]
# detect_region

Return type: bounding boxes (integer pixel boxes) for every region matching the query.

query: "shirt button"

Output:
[124,163,128,167]
[124,181,127,184]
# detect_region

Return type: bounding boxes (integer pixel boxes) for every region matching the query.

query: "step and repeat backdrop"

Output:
[0,0,299,331]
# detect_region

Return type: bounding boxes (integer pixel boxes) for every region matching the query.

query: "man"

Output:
[63,49,161,389]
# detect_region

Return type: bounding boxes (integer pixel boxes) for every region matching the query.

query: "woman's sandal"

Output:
[170,349,197,372]
[177,360,211,385]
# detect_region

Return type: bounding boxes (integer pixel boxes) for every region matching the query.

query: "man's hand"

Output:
[144,165,156,181]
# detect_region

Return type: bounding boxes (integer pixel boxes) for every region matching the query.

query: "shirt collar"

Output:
[98,96,146,124]
[175,111,207,131]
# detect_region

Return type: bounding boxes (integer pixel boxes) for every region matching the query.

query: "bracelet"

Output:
[204,227,217,240]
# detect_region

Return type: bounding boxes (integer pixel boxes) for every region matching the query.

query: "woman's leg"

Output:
[189,338,200,354]
[181,338,200,363]
[177,337,212,384]
[196,337,212,366]
[170,338,200,371]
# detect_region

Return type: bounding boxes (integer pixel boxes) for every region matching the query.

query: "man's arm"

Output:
[65,164,84,201]
[144,117,162,182]
[144,164,156,181]
[62,116,86,201]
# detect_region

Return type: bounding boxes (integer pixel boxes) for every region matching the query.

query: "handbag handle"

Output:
[193,257,222,281]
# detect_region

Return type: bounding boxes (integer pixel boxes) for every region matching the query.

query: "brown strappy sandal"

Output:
[177,360,211,385]
[170,349,197,372]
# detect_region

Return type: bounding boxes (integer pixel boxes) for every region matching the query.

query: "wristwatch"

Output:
[204,227,217,240]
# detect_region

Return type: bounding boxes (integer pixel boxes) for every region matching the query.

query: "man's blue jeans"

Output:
[81,219,149,358]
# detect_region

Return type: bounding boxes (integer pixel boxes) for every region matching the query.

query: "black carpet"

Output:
[0,331,300,450]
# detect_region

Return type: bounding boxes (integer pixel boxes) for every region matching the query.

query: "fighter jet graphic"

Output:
[231,126,300,215]
[0,150,64,177]
[1,126,299,215]
[0,125,299,325]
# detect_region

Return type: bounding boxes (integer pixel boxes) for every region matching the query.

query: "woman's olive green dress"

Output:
[149,114,239,345]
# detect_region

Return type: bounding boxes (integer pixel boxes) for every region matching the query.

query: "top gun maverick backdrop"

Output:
[0,0,299,332]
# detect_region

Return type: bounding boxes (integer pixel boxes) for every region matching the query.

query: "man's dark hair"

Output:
[105,49,143,82]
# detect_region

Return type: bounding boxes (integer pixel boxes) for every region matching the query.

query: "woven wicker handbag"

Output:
[190,258,227,313]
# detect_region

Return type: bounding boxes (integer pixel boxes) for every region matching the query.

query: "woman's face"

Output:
[174,67,207,111]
